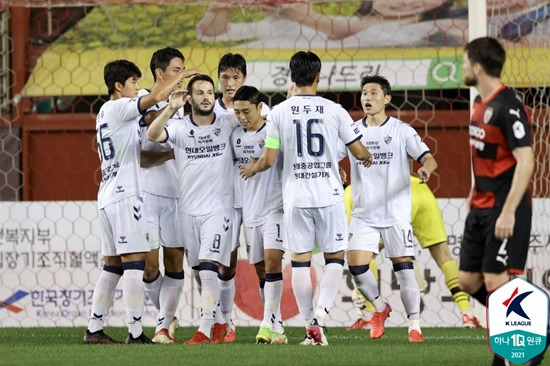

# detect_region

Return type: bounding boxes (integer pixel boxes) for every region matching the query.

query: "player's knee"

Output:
[143,264,160,280]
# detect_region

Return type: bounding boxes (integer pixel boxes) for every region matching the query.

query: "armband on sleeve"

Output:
[265,136,281,149]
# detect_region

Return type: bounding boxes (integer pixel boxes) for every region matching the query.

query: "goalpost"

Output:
[0,0,548,329]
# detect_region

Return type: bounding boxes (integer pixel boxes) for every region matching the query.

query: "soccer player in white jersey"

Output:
[343,75,438,343]
[213,53,270,342]
[138,47,200,344]
[241,51,373,346]
[230,85,287,344]
[84,60,186,345]
[147,74,240,345]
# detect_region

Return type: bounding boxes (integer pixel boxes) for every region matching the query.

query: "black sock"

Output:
[471,284,489,306]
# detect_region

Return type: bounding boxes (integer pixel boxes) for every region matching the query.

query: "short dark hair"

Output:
[218,53,247,77]
[187,74,215,94]
[104,60,141,96]
[233,85,261,105]
[464,37,506,78]
[290,51,321,87]
[150,47,185,81]
[360,75,391,96]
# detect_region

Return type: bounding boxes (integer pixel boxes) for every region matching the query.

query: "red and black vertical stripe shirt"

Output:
[469,84,532,212]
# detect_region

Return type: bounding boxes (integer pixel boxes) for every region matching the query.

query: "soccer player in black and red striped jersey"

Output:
[458,36,534,316]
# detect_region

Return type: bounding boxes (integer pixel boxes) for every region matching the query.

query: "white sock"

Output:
[156,272,184,332]
[291,263,314,323]
[350,265,385,312]
[262,274,283,329]
[192,268,202,294]
[218,275,235,328]
[143,272,163,310]
[259,281,265,304]
[123,268,146,338]
[88,268,121,333]
[315,262,344,326]
[198,267,219,337]
[394,265,421,320]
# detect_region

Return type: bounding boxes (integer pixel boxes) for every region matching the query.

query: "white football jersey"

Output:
[96,97,144,209]
[214,97,270,208]
[139,89,182,198]
[231,124,283,227]
[348,116,430,226]
[164,113,240,215]
[267,95,361,208]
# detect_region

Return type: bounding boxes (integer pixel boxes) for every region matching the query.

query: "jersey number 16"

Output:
[294,119,325,157]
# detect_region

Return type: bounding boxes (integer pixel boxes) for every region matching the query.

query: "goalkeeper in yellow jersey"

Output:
[344,175,482,330]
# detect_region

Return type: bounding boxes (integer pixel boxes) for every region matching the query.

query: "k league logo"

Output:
[488,277,549,364]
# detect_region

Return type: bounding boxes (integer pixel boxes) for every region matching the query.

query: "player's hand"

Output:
[339,167,347,185]
[362,151,374,168]
[286,82,298,99]
[240,156,257,180]
[495,211,515,240]
[417,167,431,183]
[351,288,367,311]
[180,68,202,80]
[168,90,189,109]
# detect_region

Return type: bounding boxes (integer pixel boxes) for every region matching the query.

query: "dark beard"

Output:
[463,75,477,87]
[193,102,214,116]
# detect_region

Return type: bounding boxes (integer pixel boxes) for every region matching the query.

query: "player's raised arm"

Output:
[147,90,188,142]
[417,153,438,183]
[140,68,200,112]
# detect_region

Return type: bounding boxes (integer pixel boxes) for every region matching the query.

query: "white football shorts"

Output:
[181,207,233,268]
[284,202,348,254]
[143,192,181,249]
[99,196,150,256]
[243,210,284,264]
[348,218,414,258]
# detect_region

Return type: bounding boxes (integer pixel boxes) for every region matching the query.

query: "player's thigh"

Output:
[459,210,485,272]
[283,205,315,254]
[263,210,285,253]
[380,221,415,258]
[198,208,234,267]
[158,196,180,248]
[143,192,161,250]
[505,211,531,274]
[314,202,348,253]
[348,218,381,254]
[231,207,243,251]
[412,192,447,249]
[181,212,200,268]
[106,197,150,256]
[244,225,264,264]
[99,207,116,257]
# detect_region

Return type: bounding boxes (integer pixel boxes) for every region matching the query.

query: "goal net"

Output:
[0,0,548,329]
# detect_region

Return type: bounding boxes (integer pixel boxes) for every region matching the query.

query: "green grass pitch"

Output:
[0,327,547,366]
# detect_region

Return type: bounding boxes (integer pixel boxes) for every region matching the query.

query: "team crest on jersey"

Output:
[484,107,494,124]
[258,138,265,149]
[383,135,392,144]
[213,126,222,136]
